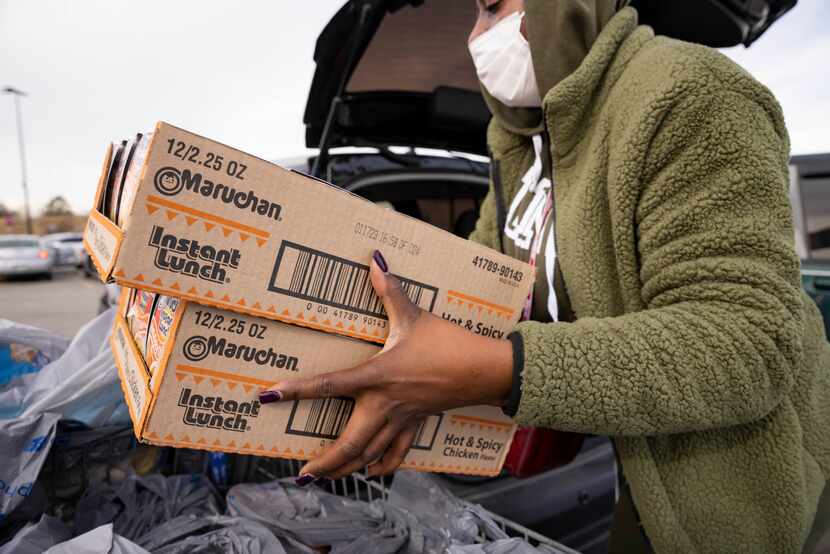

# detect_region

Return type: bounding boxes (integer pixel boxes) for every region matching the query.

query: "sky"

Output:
[1,0,828,215]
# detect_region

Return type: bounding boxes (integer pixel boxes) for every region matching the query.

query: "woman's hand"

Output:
[258,250,514,483]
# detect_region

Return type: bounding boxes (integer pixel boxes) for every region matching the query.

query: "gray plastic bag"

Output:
[227,479,384,547]
[43,524,150,554]
[16,309,130,426]
[0,320,68,419]
[0,514,71,554]
[0,411,60,521]
[139,515,288,554]
[74,473,222,541]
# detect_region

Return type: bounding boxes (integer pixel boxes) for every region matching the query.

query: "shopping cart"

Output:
[36,422,581,553]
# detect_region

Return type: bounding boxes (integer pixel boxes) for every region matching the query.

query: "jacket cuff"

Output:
[502,331,525,417]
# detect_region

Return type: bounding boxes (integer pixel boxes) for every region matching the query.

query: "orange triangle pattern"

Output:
[187,286,198,295]
[221,294,231,302]
[165,210,178,221]
[193,376,204,384]
[146,204,160,215]
[205,290,214,298]
[197,438,207,444]
[267,305,276,313]
[237,298,246,306]
[226,382,237,390]
[310,315,318,323]
[204,222,215,232]
[180,435,191,443]
[222,227,233,237]
[296,312,304,320]
[134,274,145,281]
[252,302,262,310]
[242,384,253,393]
[227,440,236,448]
[239,233,249,242]
[175,373,186,382]
[152,278,163,286]
[185,216,198,226]
[114,269,125,277]
[255,238,267,247]
[170,282,181,291]
[164,433,175,441]
[210,379,221,388]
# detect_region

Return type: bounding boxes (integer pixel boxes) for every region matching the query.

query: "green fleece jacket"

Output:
[469,7,830,553]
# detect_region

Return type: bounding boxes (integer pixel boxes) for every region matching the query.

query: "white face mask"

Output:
[468,11,542,108]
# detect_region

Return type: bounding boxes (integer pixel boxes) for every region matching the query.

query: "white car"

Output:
[0,235,56,279]
[44,232,85,268]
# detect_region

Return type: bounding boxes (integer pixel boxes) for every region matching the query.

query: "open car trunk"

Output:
[303,0,798,169]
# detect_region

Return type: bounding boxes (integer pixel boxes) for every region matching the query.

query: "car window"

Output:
[801,174,830,259]
[0,239,39,248]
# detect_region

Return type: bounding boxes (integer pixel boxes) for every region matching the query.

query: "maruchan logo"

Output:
[183,335,299,371]
[153,167,282,221]
[149,226,240,284]
[178,388,259,432]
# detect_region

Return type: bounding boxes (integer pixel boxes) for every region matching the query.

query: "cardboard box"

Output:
[85,122,533,345]
[112,287,517,477]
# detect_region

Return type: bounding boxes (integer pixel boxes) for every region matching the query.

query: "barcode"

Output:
[285,398,442,451]
[268,242,438,319]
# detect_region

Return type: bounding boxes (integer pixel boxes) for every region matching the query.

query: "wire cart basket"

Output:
[35,423,581,554]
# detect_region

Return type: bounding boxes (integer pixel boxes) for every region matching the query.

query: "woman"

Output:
[259,1,830,551]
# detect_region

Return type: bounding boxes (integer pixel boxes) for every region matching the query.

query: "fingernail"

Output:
[313,477,331,487]
[295,474,316,486]
[372,250,389,273]
[259,390,282,404]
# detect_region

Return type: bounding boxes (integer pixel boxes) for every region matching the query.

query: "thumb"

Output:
[259,364,371,404]
[370,250,419,329]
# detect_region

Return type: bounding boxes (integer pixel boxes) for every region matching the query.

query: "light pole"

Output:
[3,86,32,234]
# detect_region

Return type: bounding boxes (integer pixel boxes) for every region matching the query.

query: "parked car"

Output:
[43,232,85,268]
[0,235,56,279]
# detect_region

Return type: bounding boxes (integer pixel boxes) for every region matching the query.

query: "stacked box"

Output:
[85,122,535,476]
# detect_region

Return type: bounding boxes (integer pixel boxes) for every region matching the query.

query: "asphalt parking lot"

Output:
[0,268,107,337]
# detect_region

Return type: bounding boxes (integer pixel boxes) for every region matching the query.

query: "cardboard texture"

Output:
[111,288,517,476]
[85,122,534,345]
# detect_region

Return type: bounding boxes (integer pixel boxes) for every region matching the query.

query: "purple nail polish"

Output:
[313,477,331,488]
[372,250,388,273]
[295,474,316,486]
[259,390,282,404]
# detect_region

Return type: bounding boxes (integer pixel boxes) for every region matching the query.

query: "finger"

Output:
[366,420,421,477]
[297,402,386,480]
[370,250,419,329]
[259,363,373,403]
[325,421,404,480]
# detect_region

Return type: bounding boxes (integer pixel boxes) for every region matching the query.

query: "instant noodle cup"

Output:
[145,295,181,376]
[117,133,153,228]
[126,288,157,358]
[105,139,129,222]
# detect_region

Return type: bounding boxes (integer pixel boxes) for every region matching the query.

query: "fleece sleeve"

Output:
[513,88,805,436]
